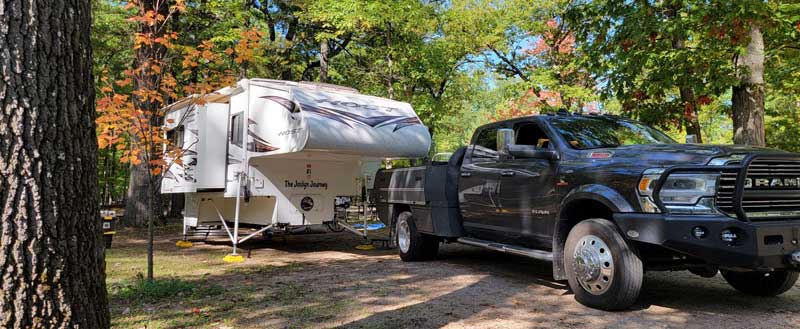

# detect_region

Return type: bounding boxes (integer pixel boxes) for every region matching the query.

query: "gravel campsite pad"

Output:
[107,225,800,328]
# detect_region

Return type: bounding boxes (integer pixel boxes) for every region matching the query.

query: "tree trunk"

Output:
[679,88,703,143]
[732,24,766,146]
[147,179,155,281]
[124,0,169,227]
[385,26,394,99]
[124,162,152,226]
[319,39,329,83]
[0,0,110,327]
[166,194,184,219]
[672,33,703,143]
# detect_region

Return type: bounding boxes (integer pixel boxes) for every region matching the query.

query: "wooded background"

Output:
[0,1,798,327]
[91,0,800,226]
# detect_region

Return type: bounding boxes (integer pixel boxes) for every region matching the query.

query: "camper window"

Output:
[231,113,243,147]
[166,126,184,147]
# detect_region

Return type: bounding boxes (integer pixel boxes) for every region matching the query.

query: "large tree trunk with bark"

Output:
[0,0,110,327]
[732,24,766,146]
[124,0,169,227]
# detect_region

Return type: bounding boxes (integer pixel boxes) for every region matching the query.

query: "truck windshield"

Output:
[549,116,675,149]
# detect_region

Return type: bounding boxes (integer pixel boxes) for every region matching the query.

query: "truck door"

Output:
[459,126,507,241]
[497,121,558,249]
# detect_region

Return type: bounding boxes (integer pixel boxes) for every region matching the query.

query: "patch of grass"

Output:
[110,273,225,304]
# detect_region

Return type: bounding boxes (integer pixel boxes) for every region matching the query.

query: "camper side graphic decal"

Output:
[248,130,280,152]
[261,96,298,114]
[259,95,422,132]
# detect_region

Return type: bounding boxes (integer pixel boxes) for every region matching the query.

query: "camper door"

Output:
[196,103,229,190]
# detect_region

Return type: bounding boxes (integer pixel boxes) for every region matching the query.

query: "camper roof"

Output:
[160,86,244,113]
[250,78,360,94]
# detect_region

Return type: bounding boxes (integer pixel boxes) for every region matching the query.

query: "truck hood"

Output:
[603,143,788,167]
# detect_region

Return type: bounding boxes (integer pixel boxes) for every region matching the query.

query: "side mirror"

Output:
[496,128,514,156]
[685,134,698,144]
[508,144,560,160]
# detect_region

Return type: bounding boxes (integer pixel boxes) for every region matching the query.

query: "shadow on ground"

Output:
[109,226,800,328]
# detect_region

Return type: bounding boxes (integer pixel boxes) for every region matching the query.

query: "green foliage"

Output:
[92,0,134,83]
[93,0,134,203]
[564,0,800,147]
[109,274,224,304]
[92,0,800,161]
[766,94,800,152]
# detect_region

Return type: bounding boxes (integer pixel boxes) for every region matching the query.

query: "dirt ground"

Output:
[107,225,800,329]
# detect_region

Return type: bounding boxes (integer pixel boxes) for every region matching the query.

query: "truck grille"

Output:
[715,168,738,216]
[740,158,800,221]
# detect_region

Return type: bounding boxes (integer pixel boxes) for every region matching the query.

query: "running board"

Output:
[457,237,553,261]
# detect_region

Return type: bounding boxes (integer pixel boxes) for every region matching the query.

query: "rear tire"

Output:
[395,211,439,261]
[104,235,113,249]
[564,218,643,311]
[722,270,799,296]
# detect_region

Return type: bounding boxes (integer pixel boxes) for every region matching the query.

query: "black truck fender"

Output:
[552,184,635,280]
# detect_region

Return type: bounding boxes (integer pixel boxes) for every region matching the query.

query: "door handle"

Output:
[501,171,515,177]
[460,172,472,177]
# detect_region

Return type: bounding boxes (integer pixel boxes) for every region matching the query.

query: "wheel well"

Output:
[390,204,412,228]
[560,199,614,223]
[552,199,615,280]
[392,204,411,219]
[387,204,412,245]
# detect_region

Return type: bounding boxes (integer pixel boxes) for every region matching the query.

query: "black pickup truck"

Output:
[372,113,800,310]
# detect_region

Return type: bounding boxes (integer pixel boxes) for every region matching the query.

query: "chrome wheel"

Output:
[397,217,411,253]
[573,234,614,295]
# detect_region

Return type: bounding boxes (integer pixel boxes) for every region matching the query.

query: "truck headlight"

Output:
[637,169,720,214]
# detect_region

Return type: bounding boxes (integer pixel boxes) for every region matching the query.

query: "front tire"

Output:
[564,218,643,311]
[722,270,799,296]
[395,211,439,261]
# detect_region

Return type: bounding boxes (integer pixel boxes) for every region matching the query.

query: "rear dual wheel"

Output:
[564,218,643,311]
[396,211,439,261]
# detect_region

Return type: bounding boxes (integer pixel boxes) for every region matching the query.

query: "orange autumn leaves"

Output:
[96,1,263,175]
[491,19,580,121]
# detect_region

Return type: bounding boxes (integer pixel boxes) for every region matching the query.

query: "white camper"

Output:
[160,79,431,256]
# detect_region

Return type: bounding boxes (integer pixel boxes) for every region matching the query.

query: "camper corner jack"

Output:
[210,198,275,261]
[336,221,369,239]
[176,240,193,248]
[223,254,245,263]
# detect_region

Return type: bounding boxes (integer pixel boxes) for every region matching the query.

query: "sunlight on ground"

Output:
[106,225,800,329]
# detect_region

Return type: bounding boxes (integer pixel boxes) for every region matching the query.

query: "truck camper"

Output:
[160,79,431,259]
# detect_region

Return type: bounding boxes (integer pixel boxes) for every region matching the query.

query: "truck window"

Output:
[549,116,675,149]
[515,123,551,149]
[472,127,498,159]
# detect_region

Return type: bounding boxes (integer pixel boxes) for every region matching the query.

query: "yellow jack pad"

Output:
[355,244,375,251]
[175,240,193,248]
[223,254,245,263]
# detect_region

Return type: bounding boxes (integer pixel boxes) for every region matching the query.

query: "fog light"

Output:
[692,226,707,239]
[720,229,739,245]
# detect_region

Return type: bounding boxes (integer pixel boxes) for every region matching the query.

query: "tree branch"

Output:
[486,44,529,81]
